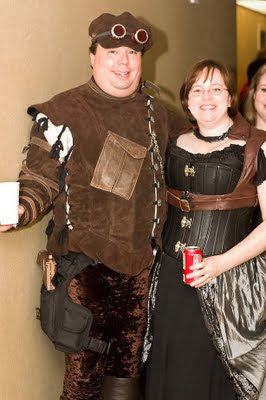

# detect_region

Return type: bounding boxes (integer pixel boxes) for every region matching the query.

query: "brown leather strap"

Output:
[166,188,258,212]
[166,189,192,212]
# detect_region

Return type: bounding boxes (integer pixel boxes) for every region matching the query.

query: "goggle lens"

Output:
[111,24,126,39]
[133,29,149,44]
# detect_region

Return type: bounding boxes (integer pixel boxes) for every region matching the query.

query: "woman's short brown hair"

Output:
[244,64,266,126]
[180,59,238,122]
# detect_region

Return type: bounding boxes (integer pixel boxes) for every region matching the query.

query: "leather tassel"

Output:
[49,138,63,160]
[57,224,69,246]
[45,218,55,237]
[31,110,39,121]
[57,164,67,193]
[49,125,67,160]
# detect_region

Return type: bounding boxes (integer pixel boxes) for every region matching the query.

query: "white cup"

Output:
[0,182,20,225]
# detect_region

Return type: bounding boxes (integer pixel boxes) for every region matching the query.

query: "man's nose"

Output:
[117,51,129,64]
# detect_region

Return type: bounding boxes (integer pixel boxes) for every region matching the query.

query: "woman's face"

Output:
[254,72,266,123]
[187,68,231,128]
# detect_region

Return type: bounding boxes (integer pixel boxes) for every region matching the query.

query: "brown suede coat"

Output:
[19,78,179,275]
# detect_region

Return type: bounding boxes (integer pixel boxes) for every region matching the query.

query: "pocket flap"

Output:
[108,131,147,159]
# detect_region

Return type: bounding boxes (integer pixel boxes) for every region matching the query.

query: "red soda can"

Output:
[183,246,203,284]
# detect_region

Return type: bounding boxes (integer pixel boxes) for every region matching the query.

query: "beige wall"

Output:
[0,1,235,399]
[237,5,266,93]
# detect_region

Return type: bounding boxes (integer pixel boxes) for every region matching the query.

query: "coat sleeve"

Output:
[18,121,60,225]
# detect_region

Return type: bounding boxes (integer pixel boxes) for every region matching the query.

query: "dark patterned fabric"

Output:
[60,256,150,399]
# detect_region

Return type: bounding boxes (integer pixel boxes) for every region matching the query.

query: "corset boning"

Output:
[162,143,254,258]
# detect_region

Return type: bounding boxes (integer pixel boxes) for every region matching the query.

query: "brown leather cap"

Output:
[89,12,153,53]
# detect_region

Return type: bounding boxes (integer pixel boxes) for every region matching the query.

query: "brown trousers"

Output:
[60,257,150,400]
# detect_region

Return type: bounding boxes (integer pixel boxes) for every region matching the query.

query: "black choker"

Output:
[193,128,230,142]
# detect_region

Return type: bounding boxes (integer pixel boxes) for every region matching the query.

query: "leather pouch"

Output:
[90,131,147,200]
[38,253,110,354]
[40,273,93,353]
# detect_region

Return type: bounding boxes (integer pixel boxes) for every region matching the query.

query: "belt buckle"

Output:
[179,198,190,212]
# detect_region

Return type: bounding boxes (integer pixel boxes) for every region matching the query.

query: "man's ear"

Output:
[90,52,95,67]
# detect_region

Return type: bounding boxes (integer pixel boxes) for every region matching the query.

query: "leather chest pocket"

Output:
[90,131,147,200]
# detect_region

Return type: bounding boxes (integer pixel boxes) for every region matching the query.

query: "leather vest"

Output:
[20,79,178,275]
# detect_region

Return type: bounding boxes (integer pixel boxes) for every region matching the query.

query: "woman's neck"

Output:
[256,115,266,131]
[197,117,233,137]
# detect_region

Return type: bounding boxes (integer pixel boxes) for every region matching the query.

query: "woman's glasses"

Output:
[190,85,229,97]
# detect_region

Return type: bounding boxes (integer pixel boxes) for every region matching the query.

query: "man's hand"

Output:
[0,205,25,232]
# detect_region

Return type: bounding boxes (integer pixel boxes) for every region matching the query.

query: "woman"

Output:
[245,64,266,130]
[145,60,266,400]
[244,65,266,229]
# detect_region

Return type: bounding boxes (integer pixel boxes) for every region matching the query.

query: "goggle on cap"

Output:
[89,12,153,53]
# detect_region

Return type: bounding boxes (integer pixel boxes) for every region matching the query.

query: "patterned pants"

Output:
[60,255,150,400]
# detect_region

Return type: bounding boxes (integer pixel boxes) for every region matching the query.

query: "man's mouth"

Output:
[114,71,129,76]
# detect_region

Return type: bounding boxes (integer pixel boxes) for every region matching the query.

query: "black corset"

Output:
[162,142,254,258]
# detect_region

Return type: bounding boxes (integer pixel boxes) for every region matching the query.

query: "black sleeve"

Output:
[254,148,266,187]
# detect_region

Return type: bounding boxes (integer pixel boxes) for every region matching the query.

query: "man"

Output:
[1,11,179,400]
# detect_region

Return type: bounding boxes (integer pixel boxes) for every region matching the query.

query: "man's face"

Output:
[90,44,142,98]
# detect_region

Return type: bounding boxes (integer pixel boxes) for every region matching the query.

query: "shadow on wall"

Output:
[139,16,184,125]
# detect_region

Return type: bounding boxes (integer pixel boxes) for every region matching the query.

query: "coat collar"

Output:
[88,77,138,101]
[227,112,251,141]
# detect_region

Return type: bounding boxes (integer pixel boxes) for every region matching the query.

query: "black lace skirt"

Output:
[145,252,237,400]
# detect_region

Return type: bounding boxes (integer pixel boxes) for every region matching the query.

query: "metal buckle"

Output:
[103,342,112,355]
[87,337,111,355]
[179,198,191,212]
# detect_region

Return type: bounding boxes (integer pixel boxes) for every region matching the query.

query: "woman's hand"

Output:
[0,205,25,232]
[186,254,227,288]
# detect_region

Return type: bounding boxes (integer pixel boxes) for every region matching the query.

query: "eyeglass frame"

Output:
[92,23,149,45]
[189,85,229,97]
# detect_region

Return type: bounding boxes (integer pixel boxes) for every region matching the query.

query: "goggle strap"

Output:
[91,31,111,42]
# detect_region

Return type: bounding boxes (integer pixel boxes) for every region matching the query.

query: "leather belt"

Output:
[166,189,192,212]
[166,187,258,212]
